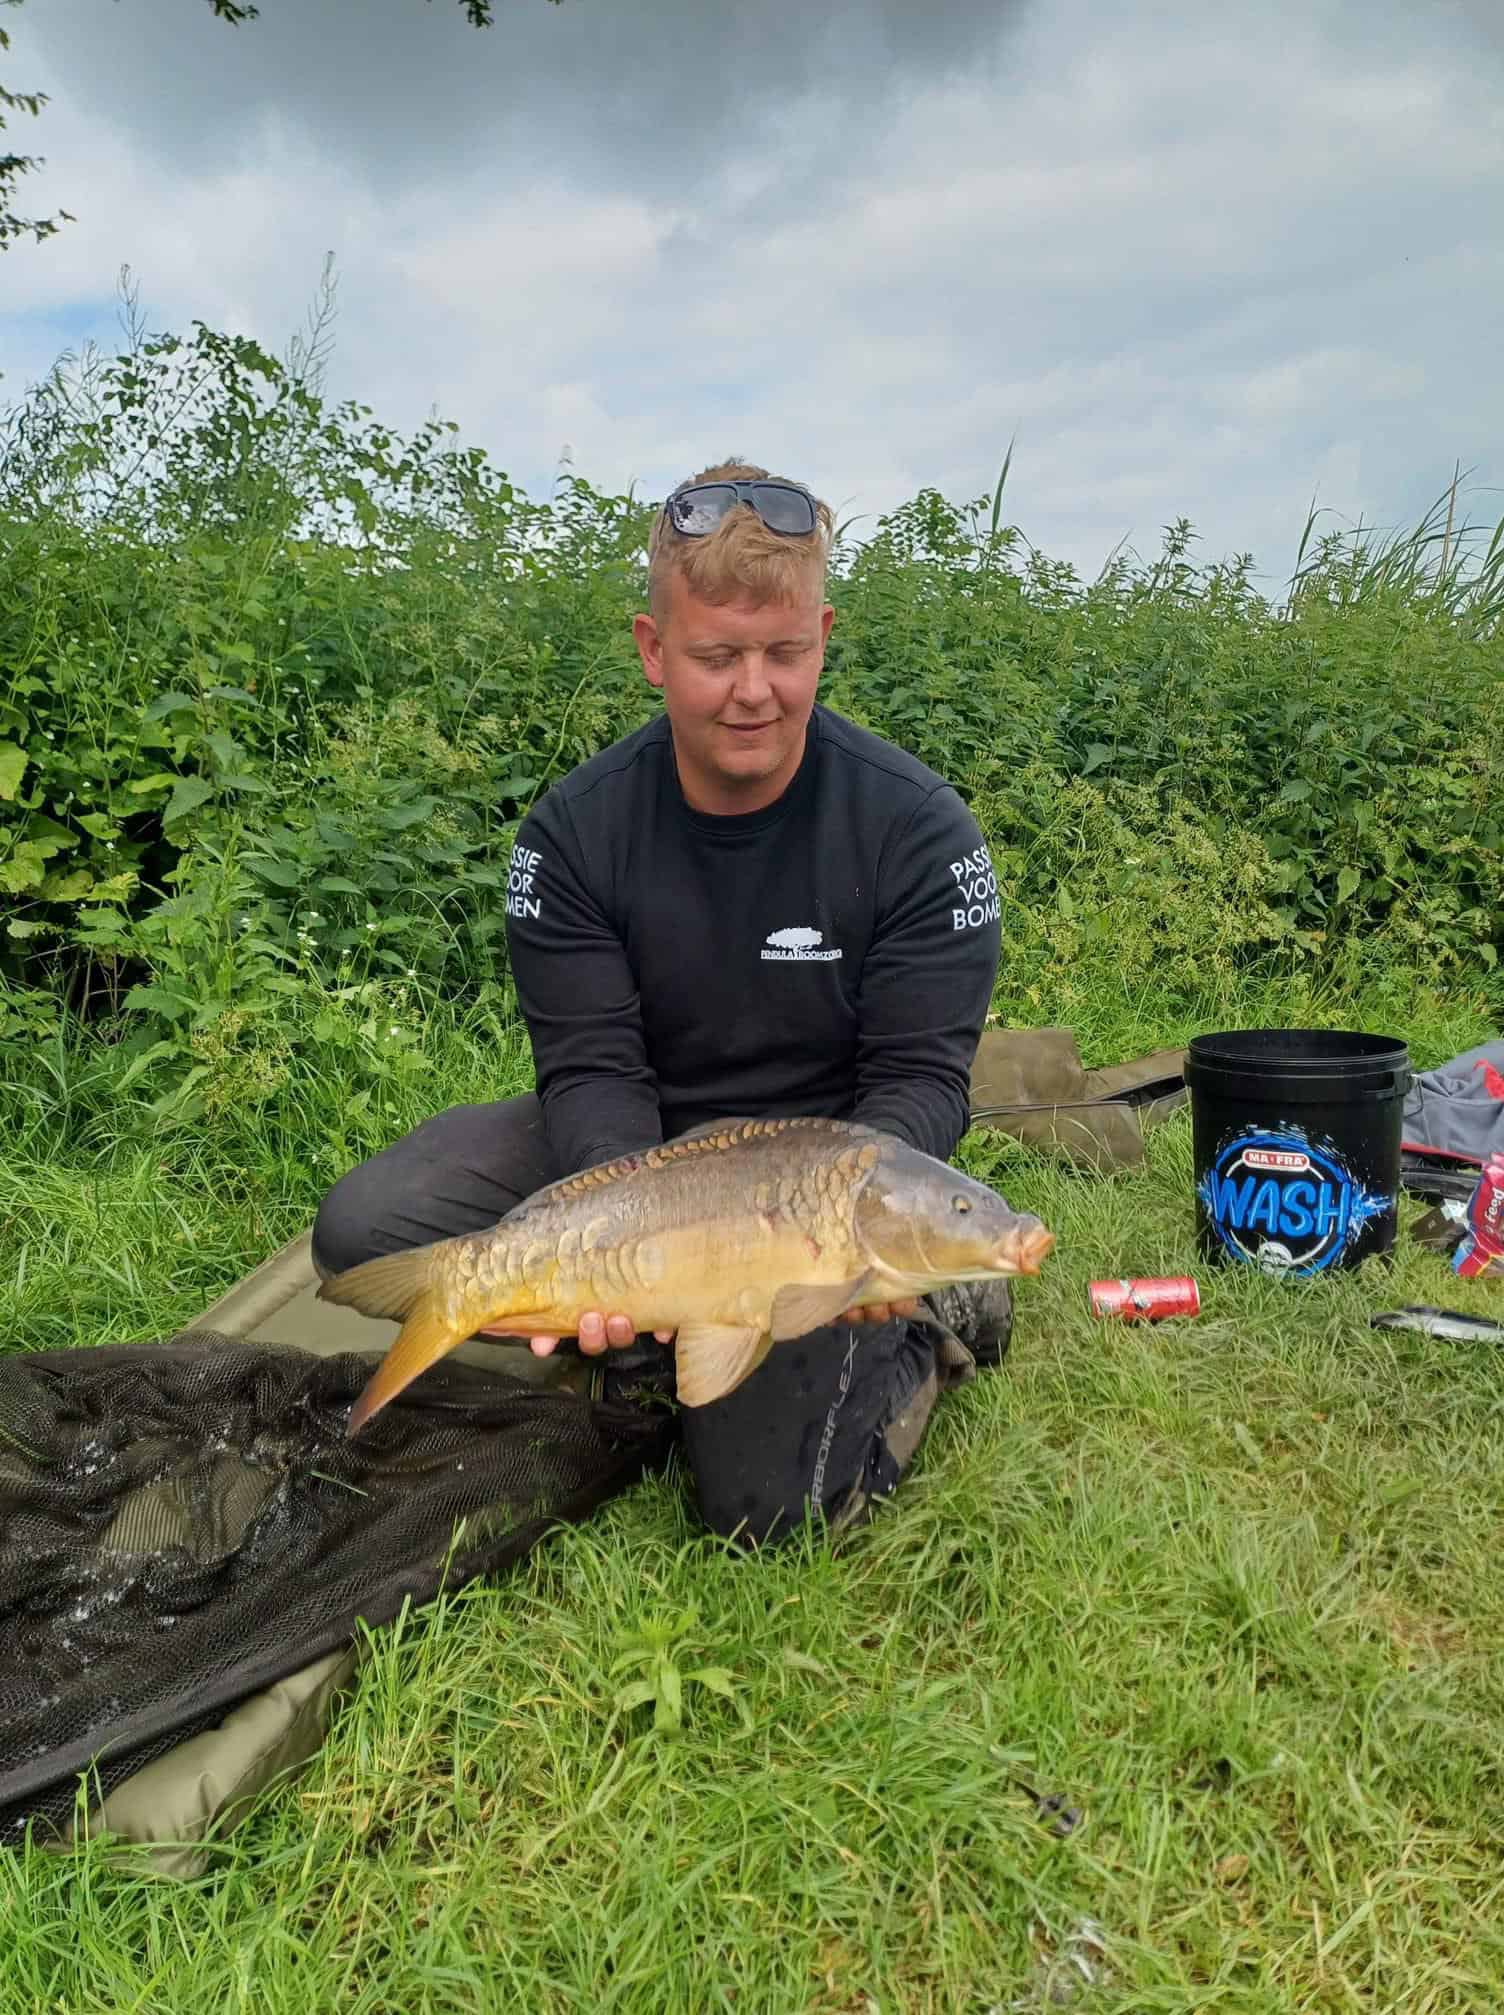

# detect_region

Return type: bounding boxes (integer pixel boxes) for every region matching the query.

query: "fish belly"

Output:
[563,1215,846,1334]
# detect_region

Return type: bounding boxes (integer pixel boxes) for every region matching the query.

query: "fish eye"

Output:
[952,1195,972,1214]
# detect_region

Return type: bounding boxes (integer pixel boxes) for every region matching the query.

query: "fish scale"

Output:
[319,1116,1056,1433]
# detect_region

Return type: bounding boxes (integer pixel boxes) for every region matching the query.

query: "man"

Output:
[313,461,1010,1542]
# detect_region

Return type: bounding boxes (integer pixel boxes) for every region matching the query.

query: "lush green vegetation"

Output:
[2,309,1502,2009]
[2,306,1499,1089]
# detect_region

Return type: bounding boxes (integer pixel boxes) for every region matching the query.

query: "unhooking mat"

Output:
[0,1232,676,1876]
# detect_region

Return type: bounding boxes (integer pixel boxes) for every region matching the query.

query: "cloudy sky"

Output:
[4,0,1502,589]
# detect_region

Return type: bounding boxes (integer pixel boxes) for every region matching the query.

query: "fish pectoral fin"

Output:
[672,1323,774,1409]
[769,1273,879,1342]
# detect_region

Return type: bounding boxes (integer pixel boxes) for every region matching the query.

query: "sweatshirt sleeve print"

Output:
[503,799,663,1174]
[849,786,1001,1162]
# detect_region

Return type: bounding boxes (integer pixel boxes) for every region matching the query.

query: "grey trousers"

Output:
[312,1096,950,1544]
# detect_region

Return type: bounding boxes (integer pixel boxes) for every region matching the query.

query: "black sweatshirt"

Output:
[503,704,1001,1175]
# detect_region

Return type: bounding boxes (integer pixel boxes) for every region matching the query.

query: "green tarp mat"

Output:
[2,1233,673,1878]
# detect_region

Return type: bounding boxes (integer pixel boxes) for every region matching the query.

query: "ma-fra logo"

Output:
[761,926,842,963]
[1198,1127,1389,1275]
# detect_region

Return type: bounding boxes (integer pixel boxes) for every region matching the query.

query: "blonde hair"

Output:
[647,459,834,622]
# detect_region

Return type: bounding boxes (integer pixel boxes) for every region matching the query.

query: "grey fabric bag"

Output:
[1402,1040,1504,1165]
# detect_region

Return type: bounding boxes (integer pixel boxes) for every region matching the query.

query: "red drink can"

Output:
[1088,1276,1201,1320]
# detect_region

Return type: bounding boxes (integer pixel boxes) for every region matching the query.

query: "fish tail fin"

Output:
[317,1247,463,1436]
[344,1301,463,1437]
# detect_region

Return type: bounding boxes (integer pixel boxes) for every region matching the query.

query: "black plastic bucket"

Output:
[1186,1030,1411,1277]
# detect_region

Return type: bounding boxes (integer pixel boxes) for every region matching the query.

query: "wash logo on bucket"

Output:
[1198,1127,1391,1275]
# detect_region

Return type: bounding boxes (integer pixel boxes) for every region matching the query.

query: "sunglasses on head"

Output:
[663,479,819,538]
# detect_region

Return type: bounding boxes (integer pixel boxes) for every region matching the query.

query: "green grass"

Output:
[4,978,1504,2011]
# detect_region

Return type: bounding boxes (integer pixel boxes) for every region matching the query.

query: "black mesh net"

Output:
[0,1332,677,1844]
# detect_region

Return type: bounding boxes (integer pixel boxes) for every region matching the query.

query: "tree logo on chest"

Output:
[761,926,843,963]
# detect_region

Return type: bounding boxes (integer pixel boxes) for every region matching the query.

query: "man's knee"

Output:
[690,1420,918,1548]
[311,1161,384,1278]
[688,1337,943,1548]
[309,1096,551,1279]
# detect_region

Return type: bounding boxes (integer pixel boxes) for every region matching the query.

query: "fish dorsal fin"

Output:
[769,1273,879,1342]
[538,1128,757,1202]
[667,1116,883,1144]
[673,1323,775,1408]
[669,1118,761,1142]
[540,1117,889,1205]
[645,1120,804,1167]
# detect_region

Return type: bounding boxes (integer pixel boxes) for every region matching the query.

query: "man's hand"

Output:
[842,1297,921,1326]
[476,1311,676,1356]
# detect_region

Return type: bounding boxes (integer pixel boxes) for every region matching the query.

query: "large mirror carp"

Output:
[318,1117,1055,1434]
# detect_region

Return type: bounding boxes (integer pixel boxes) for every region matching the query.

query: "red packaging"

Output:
[1088,1276,1201,1320]
[1452,1154,1504,1281]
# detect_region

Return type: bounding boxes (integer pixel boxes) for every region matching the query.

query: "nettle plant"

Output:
[2,304,1500,1069]
[0,296,656,1058]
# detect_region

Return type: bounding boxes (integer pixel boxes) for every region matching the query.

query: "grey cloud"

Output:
[5,0,1500,592]
[25,0,1031,194]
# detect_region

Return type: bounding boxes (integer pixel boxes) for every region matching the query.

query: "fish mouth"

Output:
[991,1223,1056,1276]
